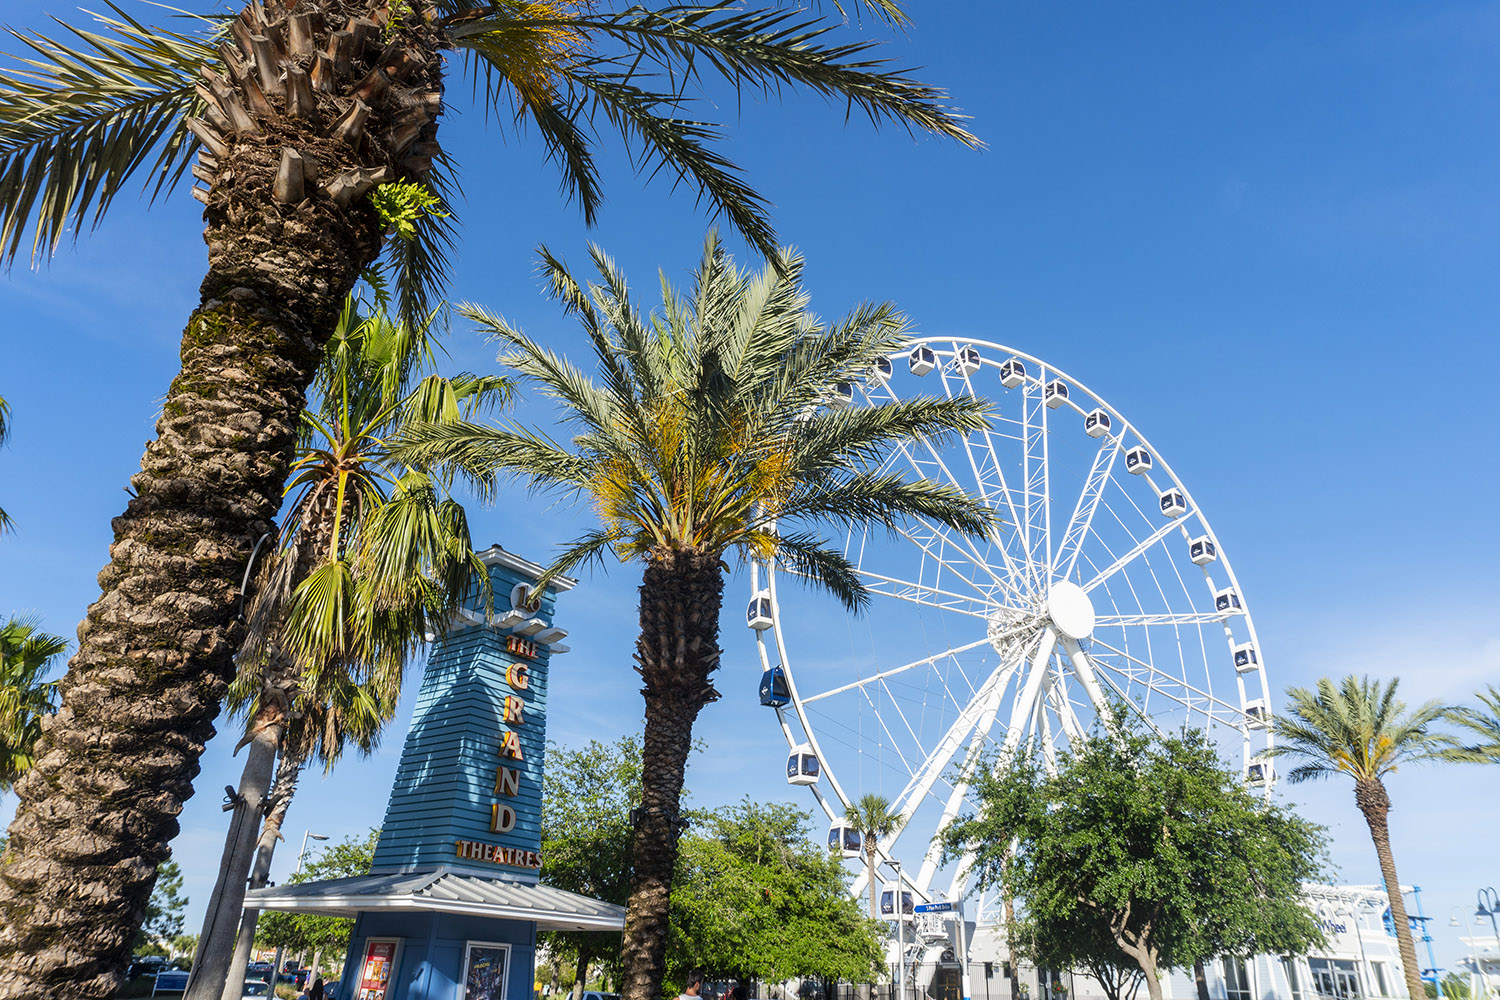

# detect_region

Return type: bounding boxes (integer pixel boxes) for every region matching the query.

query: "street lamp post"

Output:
[1451,908,1489,1000]
[271,832,330,985]
[1476,891,1500,1000]
[296,830,329,875]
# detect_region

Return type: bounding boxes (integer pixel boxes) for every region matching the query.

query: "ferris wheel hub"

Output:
[1045,581,1096,640]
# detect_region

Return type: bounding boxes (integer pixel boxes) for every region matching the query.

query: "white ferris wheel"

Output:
[746,338,1275,917]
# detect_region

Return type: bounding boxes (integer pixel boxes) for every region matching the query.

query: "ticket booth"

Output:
[246,545,624,1000]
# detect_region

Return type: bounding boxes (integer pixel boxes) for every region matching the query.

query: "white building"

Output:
[1452,933,1500,1000]
[948,884,1412,1000]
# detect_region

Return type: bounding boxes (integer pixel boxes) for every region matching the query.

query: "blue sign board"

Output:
[369,546,573,882]
[914,901,961,914]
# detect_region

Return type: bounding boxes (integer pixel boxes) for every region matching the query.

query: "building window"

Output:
[1370,963,1390,998]
[1225,958,1252,1000]
[1310,958,1363,1000]
[1284,958,1306,1000]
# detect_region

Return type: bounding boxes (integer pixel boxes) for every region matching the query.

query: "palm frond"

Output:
[448,3,980,259]
[776,470,996,538]
[382,154,461,336]
[392,419,598,502]
[767,529,865,612]
[0,4,214,263]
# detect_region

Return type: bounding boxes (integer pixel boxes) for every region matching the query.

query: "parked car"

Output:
[241,979,272,998]
[582,992,621,1000]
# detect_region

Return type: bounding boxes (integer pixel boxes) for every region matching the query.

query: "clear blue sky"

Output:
[1,0,1497,974]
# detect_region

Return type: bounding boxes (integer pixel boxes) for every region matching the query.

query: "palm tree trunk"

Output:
[1356,778,1426,1000]
[867,847,880,921]
[218,746,303,1000]
[619,548,723,1000]
[0,4,444,996]
[184,719,284,1000]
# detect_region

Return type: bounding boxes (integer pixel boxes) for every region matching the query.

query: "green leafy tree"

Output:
[944,720,1328,1000]
[132,860,188,955]
[0,4,978,993]
[170,935,198,963]
[843,793,898,921]
[1267,676,1458,1000]
[1426,974,1474,1000]
[1450,685,1500,763]
[188,302,506,1000]
[667,799,884,990]
[541,737,641,999]
[0,618,64,793]
[393,233,995,1000]
[256,828,380,971]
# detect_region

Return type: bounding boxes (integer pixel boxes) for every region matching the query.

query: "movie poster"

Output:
[464,943,509,1000]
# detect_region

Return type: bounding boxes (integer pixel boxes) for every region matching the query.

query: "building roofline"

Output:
[476,545,578,592]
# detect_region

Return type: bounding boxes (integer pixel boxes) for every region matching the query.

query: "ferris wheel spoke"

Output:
[1019,380,1051,589]
[1053,436,1123,581]
[889,426,1028,587]
[799,638,994,706]
[1087,636,1249,725]
[1077,512,1193,593]
[1093,611,1241,627]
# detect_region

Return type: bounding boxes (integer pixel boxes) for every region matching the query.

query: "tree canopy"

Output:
[942,717,1328,1000]
[541,737,642,993]
[668,799,885,991]
[131,860,188,956]
[256,828,379,958]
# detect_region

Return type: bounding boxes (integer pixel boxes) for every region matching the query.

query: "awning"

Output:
[244,867,625,932]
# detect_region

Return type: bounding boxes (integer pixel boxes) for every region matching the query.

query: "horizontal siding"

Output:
[372,560,560,875]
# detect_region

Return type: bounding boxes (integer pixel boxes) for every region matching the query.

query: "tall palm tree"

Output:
[845,793,898,921]
[1267,675,1457,1000]
[0,619,65,792]
[0,6,978,994]
[184,303,506,1000]
[1449,685,1500,763]
[394,232,999,1000]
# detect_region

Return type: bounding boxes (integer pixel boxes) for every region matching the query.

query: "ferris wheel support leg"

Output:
[912,668,1013,894]
[1061,636,1116,734]
[1003,627,1058,755]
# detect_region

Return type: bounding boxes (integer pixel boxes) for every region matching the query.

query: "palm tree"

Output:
[1449,685,1500,763]
[845,793,898,921]
[0,392,12,533]
[0,619,65,792]
[1267,675,1458,1000]
[183,303,505,1000]
[393,232,998,1000]
[0,5,978,992]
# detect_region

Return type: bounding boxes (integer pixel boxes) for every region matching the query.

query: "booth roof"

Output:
[244,868,624,932]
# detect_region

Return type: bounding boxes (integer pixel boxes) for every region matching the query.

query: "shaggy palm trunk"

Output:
[0,4,444,997]
[216,744,303,1000]
[1356,778,1426,1000]
[619,549,723,1000]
